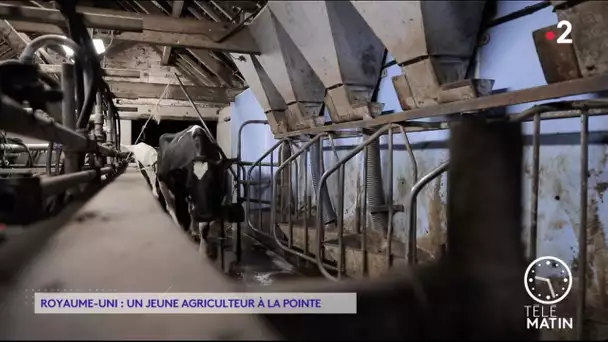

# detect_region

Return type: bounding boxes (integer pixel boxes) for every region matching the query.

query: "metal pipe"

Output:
[94,92,104,140]
[293,142,299,223]
[361,145,369,277]
[237,120,269,161]
[271,134,338,270]
[247,139,284,237]
[0,144,51,152]
[303,148,309,255]
[40,166,112,197]
[19,34,82,64]
[239,161,279,167]
[530,114,540,259]
[316,126,394,280]
[278,141,290,224]
[45,142,54,175]
[386,125,419,268]
[576,111,589,340]
[0,95,124,158]
[337,164,345,279]
[258,161,262,234]
[407,161,449,265]
[62,63,79,174]
[237,120,271,255]
[270,144,274,232]
[387,128,394,267]
[310,137,336,224]
[173,73,216,144]
[106,95,116,164]
[287,153,293,249]
[327,134,344,278]
[399,125,419,184]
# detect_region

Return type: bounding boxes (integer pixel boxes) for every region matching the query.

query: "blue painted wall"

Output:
[231,1,608,307]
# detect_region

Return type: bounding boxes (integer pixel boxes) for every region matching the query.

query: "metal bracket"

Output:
[369,204,404,214]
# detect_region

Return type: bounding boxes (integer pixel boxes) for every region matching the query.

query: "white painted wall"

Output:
[120,120,132,147]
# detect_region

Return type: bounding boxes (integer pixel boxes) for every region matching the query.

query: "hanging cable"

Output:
[133,82,172,146]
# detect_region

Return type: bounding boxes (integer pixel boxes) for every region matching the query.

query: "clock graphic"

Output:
[524,256,573,305]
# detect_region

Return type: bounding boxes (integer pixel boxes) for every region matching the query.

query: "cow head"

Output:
[186,156,240,223]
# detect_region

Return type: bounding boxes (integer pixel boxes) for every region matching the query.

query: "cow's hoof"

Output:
[205,244,218,261]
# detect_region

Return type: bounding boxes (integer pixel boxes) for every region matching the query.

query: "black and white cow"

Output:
[156,125,242,255]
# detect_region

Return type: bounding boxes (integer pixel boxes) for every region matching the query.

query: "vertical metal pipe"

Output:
[94,91,104,167]
[294,149,299,222]
[407,162,449,265]
[107,101,116,165]
[576,112,589,341]
[94,91,103,139]
[317,138,326,266]
[62,63,78,174]
[387,128,394,268]
[270,148,274,226]
[338,164,345,279]
[303,148,309,254]
[327,134,345,277]
[530,114,541,260]
[258,163,263,234]
[361,145,369,277]
[235,159,242,263]
[310,137,336,224]
[288,159,293,249]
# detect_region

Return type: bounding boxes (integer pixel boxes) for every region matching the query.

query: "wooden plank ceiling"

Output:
[0,0,265,105]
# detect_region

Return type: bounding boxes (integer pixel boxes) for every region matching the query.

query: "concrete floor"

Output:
[0,169,278,340]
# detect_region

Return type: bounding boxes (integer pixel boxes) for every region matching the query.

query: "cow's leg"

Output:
[158,181,179,224]
[187,200,200,241]
[198,221,219,261]
[174,196,191,232]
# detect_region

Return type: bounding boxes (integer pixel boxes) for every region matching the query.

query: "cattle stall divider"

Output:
[234,120,281,262]
[313,123,418,280]
[268,133,345,272]
[406,161,449,266]
[233,102,608,335]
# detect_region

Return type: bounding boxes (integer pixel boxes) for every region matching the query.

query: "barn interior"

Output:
[0,0,608,340]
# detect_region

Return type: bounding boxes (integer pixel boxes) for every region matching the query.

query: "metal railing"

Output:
[246,138,285,238]
[268,133,342,271]
[233,120,282,261]
[406,161,449,265]
[313,123,418,280]
[232,103,608,338]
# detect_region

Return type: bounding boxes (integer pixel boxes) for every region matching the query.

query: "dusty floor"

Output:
[0,168,280,339]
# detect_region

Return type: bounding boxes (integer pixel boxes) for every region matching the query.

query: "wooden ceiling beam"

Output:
[160,0,184,65]
[8,20,260,54]
[106,80,244,104]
